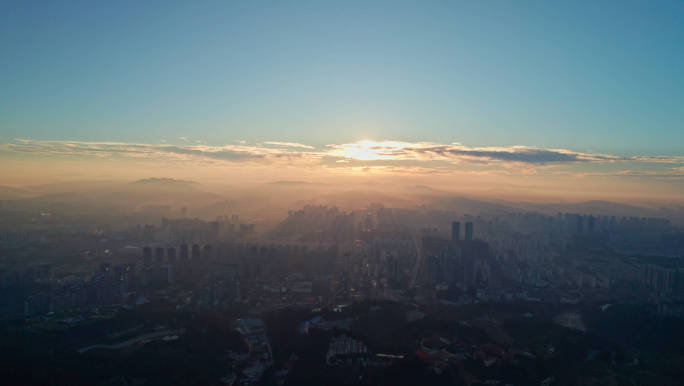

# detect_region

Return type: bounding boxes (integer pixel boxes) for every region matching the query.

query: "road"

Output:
[78,329,183,353]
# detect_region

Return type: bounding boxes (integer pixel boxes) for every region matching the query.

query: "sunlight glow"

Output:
[329,140,411,161]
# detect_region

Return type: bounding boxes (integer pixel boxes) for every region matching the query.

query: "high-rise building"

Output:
[451,221,460,241]
[425,253,460,285]
[143,246,152,267]
[100,263,111,276]
[587,215,596,234]
[203,245,212,260]
[576,215,584,234]
[191,244,200,260]
[154,247,164,265]
[386,255,401,286]
[180,244,189,262]
[167,247,176,264]
[465,222,473,241]
[160,264,174,285]
[422,236,463,286]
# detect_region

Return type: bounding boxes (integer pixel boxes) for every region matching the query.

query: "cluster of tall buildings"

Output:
[640,261,684,294]
[423,221,491,289]
[142,243,214,266]
[451,221,474,242]
[24,263,136,316]
[326,335,368,365]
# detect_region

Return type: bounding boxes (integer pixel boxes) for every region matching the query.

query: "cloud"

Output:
[325,141,621,164]
[423,145,619,164]
[1,139,681,178]
[628,155,684,163]
[263,141,315,149]
[0,139,321,164]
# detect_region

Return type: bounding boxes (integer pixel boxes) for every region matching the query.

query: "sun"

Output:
[343,145,384,161]
[333,140,405,161]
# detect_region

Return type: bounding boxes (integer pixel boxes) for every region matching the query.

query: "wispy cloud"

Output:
[0,139,321,163]
[263,141,315,149]
[1,139,682,179]
[325,140,621,164]
[628,155,684,163]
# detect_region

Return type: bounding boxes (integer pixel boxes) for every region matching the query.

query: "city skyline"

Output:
[1,3,684,384]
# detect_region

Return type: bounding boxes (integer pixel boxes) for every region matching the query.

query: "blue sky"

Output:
[1,1,683,156]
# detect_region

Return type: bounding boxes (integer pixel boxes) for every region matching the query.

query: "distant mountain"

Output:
[268,180,309,185]
[0,186,32,200]
[317,189,414,209]
[25,180,125,195]
[521,200,654,217]
[425,195,526,215]
[5,178,223,216]
[412,184,446,193]
[131,178,197,186]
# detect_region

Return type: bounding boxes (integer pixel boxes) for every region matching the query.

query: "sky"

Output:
[0,1,683,201]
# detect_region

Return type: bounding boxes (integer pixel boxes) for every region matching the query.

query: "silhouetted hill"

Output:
[131,178,197,186]
[522,200,654,216]
[268,180,310,185]
[426,195,526,215]
[318,189,414,209]
[0,186,32,200]
[5,179,224,218]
